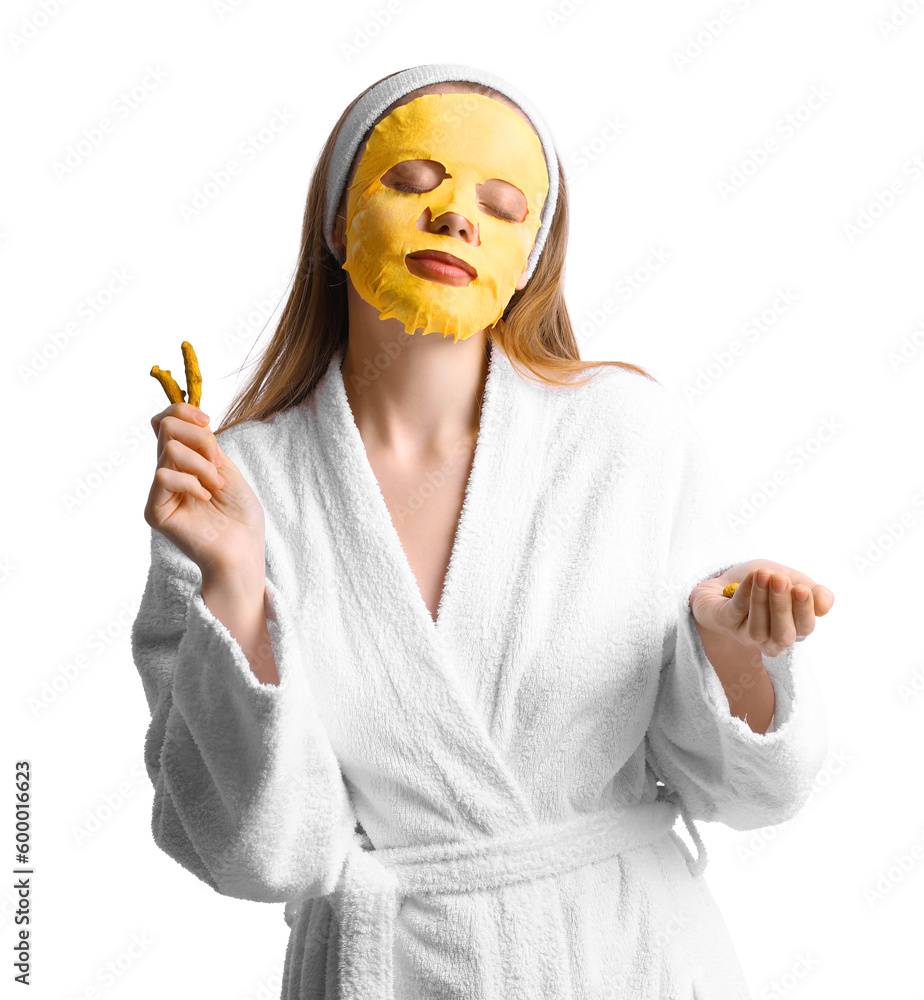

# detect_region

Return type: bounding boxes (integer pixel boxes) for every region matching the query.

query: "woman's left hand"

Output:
[690,559,835,658]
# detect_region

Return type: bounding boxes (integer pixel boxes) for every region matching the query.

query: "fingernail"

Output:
[197,410,210,422]
[795,589,809,602]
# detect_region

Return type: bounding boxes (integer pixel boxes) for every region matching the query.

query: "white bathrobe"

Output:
[131,339,829,1000]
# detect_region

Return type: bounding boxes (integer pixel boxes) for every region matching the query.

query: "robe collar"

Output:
[297,340,584,832]
[308,337,518,641]
[300,338,551,830]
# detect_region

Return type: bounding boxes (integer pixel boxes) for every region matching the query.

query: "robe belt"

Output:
[289,793,706,1000]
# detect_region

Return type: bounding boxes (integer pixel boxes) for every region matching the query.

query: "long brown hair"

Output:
[216,72,656,436]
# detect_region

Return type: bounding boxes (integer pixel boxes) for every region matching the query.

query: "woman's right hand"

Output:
[144,402,265,579]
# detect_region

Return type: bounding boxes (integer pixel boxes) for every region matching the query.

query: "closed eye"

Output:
[481,204,521,224]
[393,184,521,223]
[477,179,527,224]
[383,161,524,224]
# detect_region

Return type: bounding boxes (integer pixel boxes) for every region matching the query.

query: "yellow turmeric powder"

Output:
[723,582,739,598]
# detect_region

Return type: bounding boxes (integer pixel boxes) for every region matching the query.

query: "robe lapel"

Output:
[301,340,552,837]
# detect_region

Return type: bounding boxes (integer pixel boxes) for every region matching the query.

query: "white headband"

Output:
[322,63,560,284]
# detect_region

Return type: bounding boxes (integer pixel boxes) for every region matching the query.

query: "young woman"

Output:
[132,63,834,1000]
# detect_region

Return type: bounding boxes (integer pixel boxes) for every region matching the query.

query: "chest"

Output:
[264,388,681,846]
[366,435,477,624]
[285,413,671,749]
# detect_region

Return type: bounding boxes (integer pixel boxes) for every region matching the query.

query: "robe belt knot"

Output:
[307,794,705,1000]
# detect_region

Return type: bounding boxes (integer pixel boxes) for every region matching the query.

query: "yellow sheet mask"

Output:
[341,92,550,343]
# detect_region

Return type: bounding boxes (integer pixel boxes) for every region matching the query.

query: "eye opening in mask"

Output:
[379,159,527,224]
[380,158,448,192]
[476,179,527,224]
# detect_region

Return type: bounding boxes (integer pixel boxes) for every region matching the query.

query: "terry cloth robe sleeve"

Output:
[644,398,829,832]
[130,523,356,904]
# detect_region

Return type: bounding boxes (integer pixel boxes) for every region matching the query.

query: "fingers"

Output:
[767,575,798,653]
[153,412,222,470]
[791,584,816,640]
[812,584,835,616]
[747,568,772,645]
[767,563,834,618]
[724,569,756,627]
[163,437,224,491]
[749,567,808,656]
[151,464,215,506]
[151,401,210,437]
[150,437,225,510]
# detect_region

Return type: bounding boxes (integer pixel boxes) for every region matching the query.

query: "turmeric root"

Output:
[151,342,202,408]
[181,341,202,408]
[723,582,739,598]
[150,366,186,404]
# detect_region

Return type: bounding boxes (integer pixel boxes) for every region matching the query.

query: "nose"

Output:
[418,209,480,246]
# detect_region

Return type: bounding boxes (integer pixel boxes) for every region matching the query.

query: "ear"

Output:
[515,268,530,291]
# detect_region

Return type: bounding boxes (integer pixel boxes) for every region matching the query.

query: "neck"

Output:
[339,287,491,461]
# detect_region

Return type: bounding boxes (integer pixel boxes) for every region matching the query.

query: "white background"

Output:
[5,0,922,997]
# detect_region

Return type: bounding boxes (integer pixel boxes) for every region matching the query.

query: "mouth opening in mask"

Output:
[405,249,478,286]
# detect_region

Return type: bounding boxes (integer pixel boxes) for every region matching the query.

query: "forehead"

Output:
[362,92,548,189]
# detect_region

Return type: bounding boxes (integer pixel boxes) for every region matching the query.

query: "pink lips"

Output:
[405,250,477,282]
